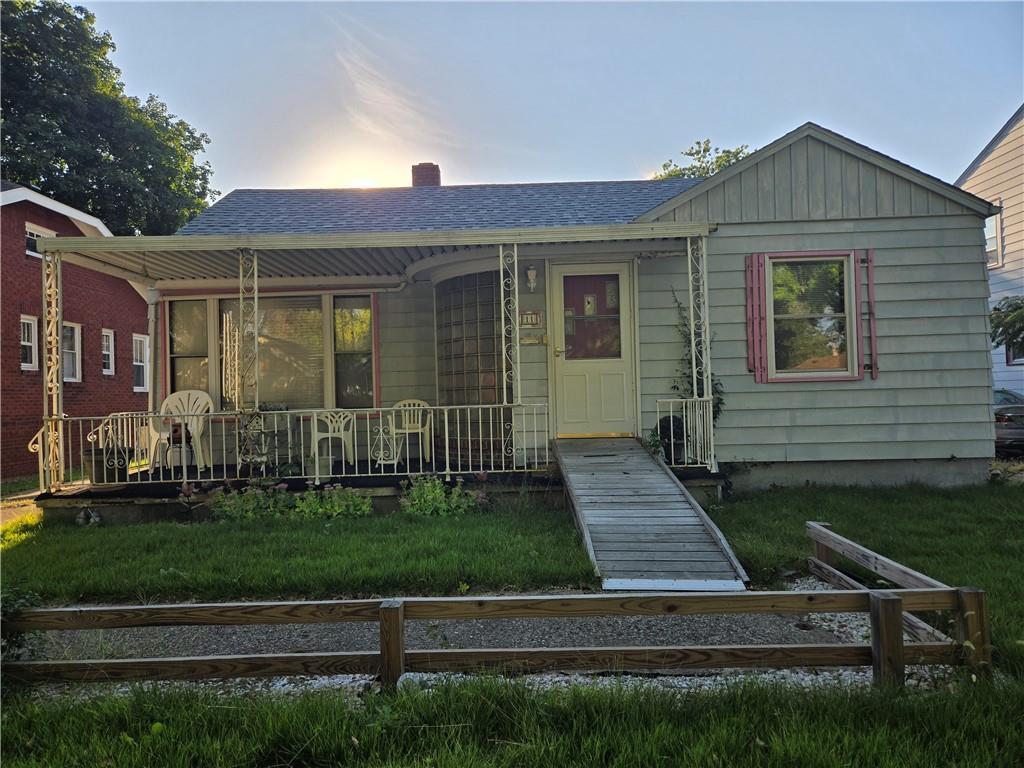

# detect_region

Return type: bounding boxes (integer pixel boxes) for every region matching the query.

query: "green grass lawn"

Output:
[708,483,1024,677]
[0,500,597,602]
[3,679,1021,768]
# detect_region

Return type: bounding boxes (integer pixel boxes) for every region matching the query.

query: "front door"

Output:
[551,263,636,437]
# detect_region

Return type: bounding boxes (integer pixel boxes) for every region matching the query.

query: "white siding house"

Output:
[957,104,1024,391]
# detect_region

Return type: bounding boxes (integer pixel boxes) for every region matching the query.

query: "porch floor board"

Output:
[554,439,747,592]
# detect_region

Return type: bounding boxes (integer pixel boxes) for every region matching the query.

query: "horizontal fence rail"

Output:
[655,398,715,470]
[29,403,550,491]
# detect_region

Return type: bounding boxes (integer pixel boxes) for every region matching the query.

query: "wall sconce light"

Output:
[526,264,538,293]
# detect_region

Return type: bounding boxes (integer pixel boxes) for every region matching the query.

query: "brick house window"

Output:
[25,223,56,258]
[101,329,115,375]
[62,322,82,382]
[20,315,38,370]
[133,334,150,392]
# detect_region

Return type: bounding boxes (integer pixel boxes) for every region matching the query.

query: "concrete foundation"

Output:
[722,458,991,492]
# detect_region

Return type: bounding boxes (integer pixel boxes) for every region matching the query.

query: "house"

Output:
[956,104,1024,390]
[27,122,1000,493]
[1,182,149,481]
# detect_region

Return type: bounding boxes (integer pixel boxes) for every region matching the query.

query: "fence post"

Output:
[869,590,905,687]
[442,409,451,480]
[379,598,405,689]
[809,521,836,567]
[957,587,992,676]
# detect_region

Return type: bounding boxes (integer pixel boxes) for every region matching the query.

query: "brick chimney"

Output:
[412,162,441,187]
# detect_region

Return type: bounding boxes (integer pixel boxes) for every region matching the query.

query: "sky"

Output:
[88,1,1024,195]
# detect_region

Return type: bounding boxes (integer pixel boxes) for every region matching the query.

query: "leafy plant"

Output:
[670,287,725,419]
[399,476,483,517]
[991,296,1024,352]
[207,483,295,521]
[294,484,372,519]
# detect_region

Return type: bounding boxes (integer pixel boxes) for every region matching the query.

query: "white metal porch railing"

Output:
[28,403,550,491]
[654,398,716,470]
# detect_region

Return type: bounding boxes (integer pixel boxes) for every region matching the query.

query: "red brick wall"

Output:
[1,200,149,479]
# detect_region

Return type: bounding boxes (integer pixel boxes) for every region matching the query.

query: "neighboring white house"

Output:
[957,104,1024,391]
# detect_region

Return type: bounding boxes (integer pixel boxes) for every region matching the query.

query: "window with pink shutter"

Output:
[746,250,878,383]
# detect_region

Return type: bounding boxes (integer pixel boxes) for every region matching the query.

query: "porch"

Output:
[29,222,716,492]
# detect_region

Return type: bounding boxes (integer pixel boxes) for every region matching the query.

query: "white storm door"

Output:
[551,263,636,437]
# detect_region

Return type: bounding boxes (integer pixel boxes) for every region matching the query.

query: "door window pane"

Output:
[562,274,621,360]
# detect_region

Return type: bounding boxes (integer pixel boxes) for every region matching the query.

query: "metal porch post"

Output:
[498,244,520,405]
[40,250,64,489]
[237,248,263,472]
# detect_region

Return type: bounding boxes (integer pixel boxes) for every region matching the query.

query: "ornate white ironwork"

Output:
[237,249,263,471]
[238,249,259,408]
[498,244,520,405]
[40,251,64,488]
[686,236,712,400]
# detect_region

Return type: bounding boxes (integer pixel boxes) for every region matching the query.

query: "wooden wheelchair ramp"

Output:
[554,439,748,591]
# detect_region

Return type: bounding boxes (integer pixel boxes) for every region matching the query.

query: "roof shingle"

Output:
[176,178,702,235]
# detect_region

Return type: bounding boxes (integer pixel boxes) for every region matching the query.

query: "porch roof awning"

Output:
[36,222,711,287]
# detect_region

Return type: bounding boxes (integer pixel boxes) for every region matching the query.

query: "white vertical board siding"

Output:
[959,116,1024,389]
[637,215,995,462]
[376,283,437,405]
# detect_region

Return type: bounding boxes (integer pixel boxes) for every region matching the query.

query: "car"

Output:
[994,389,1024,456]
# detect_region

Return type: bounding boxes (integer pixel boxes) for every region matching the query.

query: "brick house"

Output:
[1,181,150,480]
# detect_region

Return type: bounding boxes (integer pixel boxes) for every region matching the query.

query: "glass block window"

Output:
[435,272,501,406]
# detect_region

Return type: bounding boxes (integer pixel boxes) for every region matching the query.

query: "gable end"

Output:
[637,123,997,225]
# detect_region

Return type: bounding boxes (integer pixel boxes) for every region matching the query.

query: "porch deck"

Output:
[554,439,747,591]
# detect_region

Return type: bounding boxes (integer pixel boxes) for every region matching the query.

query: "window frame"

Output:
[20,315,39,371]
[62,322,82,383]
[763,251,862,382]
[985,201,1004,270]
[25,223,57,259]
[101,328,115,375]
[132,333,150,393]
[167,299,210,394]
[1007,342,1024,367]
[332,294,378,409]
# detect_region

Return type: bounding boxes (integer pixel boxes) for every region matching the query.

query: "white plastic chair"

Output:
[387,399,433,465]
[311,411,356,482]
[147,390,214,471]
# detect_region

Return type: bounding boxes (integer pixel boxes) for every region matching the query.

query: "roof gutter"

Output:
[35,222,712,256]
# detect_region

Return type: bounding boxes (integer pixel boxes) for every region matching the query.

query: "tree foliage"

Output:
[1,0,216,235]
[656,139,750,180]
[991,296,1024,352]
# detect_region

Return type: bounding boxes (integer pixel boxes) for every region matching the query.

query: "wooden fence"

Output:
[3,523,991,689]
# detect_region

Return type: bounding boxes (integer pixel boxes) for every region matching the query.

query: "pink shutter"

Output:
[745,253,768,383]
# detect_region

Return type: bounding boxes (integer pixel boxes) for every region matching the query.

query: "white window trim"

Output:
[133,333,150,393]
[25,222,57,259]
[20,315,39,371]
[101,328,116,375]
[764,253,859,380]
[62,322,82,383]
[986,199,1004,270]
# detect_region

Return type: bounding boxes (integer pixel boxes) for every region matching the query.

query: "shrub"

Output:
[399,475,483,517]
[294,485,372,519]
[207,483,295,521]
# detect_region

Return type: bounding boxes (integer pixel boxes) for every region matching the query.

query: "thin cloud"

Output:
[329,15,461,149]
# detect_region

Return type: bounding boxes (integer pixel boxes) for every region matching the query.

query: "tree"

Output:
[655,139,750,180]
[1,0,216,235]
[991,296,1024,353]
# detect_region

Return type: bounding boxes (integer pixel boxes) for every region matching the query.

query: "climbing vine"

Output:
[670,287,725,421]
